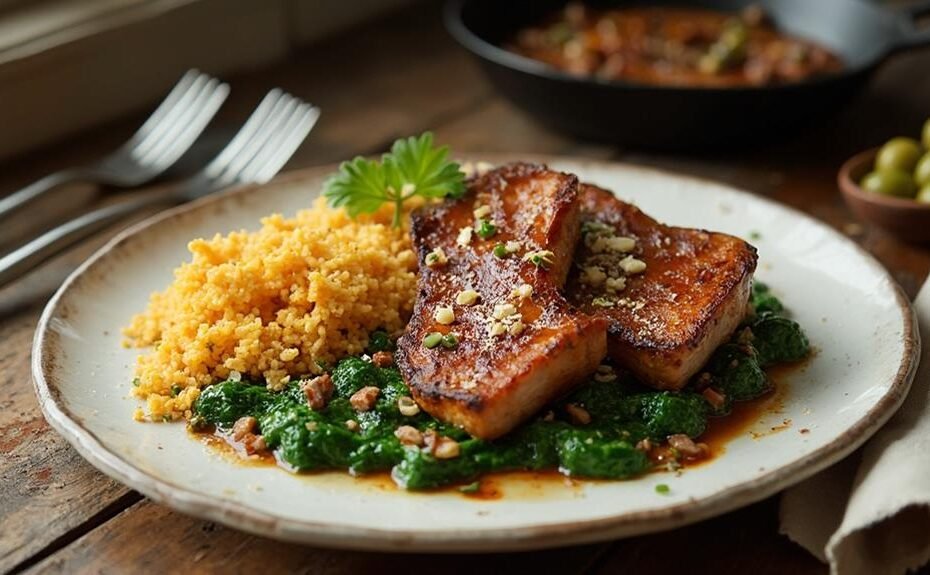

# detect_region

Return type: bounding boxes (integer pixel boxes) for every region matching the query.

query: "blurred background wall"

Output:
[0,0,411,161]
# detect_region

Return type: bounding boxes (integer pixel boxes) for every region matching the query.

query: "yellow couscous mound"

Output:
[124,197,418,422]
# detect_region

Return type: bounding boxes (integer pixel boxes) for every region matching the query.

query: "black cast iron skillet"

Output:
[445,0,930,151]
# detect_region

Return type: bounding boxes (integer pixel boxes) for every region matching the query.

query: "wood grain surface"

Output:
[2,3,929,574]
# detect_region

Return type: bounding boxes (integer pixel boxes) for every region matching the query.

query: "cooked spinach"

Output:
[191,285,808,490]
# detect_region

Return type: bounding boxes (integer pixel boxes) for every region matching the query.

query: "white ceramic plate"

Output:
[33,158,918,552]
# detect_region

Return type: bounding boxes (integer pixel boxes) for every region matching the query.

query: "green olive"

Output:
[875,137,923,173]
[922,119,930,150]
[917,184,930,204]
[860,170,917,198]
[916,152,930,187]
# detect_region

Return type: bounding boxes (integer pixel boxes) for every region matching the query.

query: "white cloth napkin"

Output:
[780,280,930,575]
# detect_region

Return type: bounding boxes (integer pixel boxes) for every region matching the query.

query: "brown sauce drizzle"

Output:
[192,358,809,499]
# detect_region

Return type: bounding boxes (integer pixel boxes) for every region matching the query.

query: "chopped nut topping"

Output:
[456,289,480,306]
[668,434,709,459]
[523,250,555,268]
[425,247,448,267]
[488,322,506,337]
[232,416,257,441]
[305,421,318,431]
[456,226,473,247]
[350,386,380,412]
[345,419,360,432]
[434,306,455,325]
[596,364,614,374]
[593,371,617,383]
[398,395,421,416]
[605,236,636,252]
[635,438,653,452]
[619,256,647,274]
[395,425,424,446]
[512,283,533,300]
[591,296,615,308]
[243,434,267,455]
[430,436,462,459]
[605,276,627,293]
[302,374,333,411]
[492,303,518,320]
[505,240,522,253]
[473,204,492,219]
[508,320,526,336]
[581,266,607,286]
[702,387,727,411]
[565,403,592,425]
[371,351,394,367]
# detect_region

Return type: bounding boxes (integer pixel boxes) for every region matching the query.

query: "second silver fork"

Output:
[0,90,320,289]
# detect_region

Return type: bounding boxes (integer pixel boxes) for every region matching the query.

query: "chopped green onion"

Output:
[459,481,481,493]
[441,333,459,349]
[655,483,670,495]
[476,219,497,239]
[492,243,508,258]
[131,377,140,387]
[170,384,183,397]
[423,332,443,349]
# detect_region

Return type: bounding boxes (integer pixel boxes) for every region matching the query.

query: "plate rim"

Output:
[32,157,920,552]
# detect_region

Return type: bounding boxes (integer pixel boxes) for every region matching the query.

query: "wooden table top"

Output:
[2,4,929,574]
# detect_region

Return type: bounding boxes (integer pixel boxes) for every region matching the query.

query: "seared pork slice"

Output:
[566,184,757,390]
[396,163,607,440]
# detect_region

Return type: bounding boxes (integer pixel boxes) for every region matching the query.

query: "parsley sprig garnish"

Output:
[323,132,466,227]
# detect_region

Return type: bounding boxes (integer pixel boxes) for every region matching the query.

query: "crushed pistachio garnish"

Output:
[457,226,474,247]
[523,250,555,268]
[422,332,443,349]
[425,247,448,267]
[440,333,459,349]
[475,219,497,240]
[434,306,455,325]
[456,289,480,306]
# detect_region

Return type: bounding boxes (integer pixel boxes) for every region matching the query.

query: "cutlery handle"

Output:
[0,193,172,289]
[0,169,86,220]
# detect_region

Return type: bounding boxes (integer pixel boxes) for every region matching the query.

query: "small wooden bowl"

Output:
[839,148,930,243]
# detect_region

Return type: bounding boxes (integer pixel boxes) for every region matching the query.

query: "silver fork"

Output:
[0,89,320,288]
[0,69,230,219]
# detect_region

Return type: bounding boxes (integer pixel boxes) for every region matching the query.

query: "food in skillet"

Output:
[125,134,810,490]
[508,3,843,87]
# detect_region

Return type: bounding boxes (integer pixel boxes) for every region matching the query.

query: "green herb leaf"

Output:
[323,132,465,227]
[655,483,670,494]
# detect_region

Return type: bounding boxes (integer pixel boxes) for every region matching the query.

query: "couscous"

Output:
[124,197,418,422]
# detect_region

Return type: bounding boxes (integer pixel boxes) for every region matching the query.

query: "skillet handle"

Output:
[898,0,930,48]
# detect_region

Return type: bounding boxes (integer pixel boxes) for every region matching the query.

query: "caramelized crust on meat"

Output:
[566,184,757,390]
[395,164,607,440]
